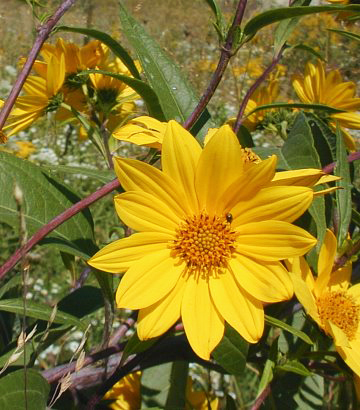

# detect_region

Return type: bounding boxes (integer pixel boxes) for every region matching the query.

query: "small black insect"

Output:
[226,213,233,223]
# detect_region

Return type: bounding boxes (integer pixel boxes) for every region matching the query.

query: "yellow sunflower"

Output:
[4,53,65,137]
[292,60,360,150]
[287,229,360,377]
[88,121,319,360]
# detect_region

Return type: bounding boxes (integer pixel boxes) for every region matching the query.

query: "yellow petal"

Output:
[271,168,326,188]
[314,229,337,298]
[289,267,320,323]
[181,276,224,360]
[235,221,317,261]
[116,249,184,309]
[337,343,360,378]
[162,121,202,212]
[137,275,186,339]
[232,185,313,226]
[327,320,351,348]
[209,269,264,343]
[230,255,293,303]
[195,125,244,214]
[220,155,277,213]
[113,157,191,216]
[114,191,179,235]
[87,232,172,273]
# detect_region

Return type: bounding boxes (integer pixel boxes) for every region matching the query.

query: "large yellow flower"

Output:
[293,60,360,150]
[88,121,319,360]
[288,229,360,377]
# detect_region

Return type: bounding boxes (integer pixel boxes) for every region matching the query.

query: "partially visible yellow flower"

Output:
[288,229,360,377]
[4,53,65,137]
[232,57,264,78]
[103,372,219,410]
[14,141,36,158]
[293,60,360,150]
[89,121,318,360]
[112,116,166,149]
[241,80,279,131]
[103,371,141,410]
[326,0,349,4]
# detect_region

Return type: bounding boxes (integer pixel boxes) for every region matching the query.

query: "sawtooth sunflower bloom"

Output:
[4,53,65,137]
[293,60,360,150]
[288,229,360,377]
[88,121,318,360]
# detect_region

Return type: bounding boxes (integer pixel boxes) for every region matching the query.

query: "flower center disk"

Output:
[170,213,237,277]
[317,291,360,341]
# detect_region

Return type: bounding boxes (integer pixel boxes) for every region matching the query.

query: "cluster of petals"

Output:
[87,120,340,360]
[293,60,360,150]
[287,229,360,377]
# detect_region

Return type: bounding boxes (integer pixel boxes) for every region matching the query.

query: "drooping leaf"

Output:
[290,44,324,61]
[41,165,115,185]
[165,361,188,409]
[0,299,86,330]
[274,0,311,53]
[265,315,313,345]
[80,69,165,120]
[243,5,360,39]
[0,152,97,259]
[257,337,278,397]
[118,2,214,140]
[57,26,141,79]
[328,28,360,43]
[246,102,344,117]
[335,125,352,247]
[212,323,248,375]
[277,360,312,377]
[0,369,50,410]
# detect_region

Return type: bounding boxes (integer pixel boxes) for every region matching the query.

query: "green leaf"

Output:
[236,125,254,148]
[141,363,172,408]
[120,331,158,366]
[352,208,360,229]
[257,337,278,397]
[165,361,188,409]
[328,28,360,43]
[265,315,313,345]
[277,360,312,377]
[293,374,324,409]
[0,276,22,299]
[282,112,326,247]
[0,369,49,410]
[274,0,311,54]
[212,323,248,375]
[254,147,289,170]
[81,69,165,120]
[57,26,141,79]
[118,2,214,140]
[246,102,344,117]
[243,5,360,39]
[290,44,324,61]
[335,125,352,247]
[0,152,97,259]
[41,165,115,184]
[0,299,86,330]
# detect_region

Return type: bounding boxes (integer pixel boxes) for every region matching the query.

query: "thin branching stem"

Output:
[0,179,120,279]
[0,0,77,131]
[183,0,248,130]
[233,46,285,134]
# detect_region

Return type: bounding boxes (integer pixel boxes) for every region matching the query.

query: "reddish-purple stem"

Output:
[183,0,248,130]
[233,46,285,134]
[322,151,360,174]
[0,179,120,279]
[251,385,271,410]
[0,0,77,130]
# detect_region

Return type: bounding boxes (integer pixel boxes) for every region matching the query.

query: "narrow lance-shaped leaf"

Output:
[0,152,97,259]
[244,5,360,39]
[335,124,352,247]
[274,0,311,54]
[118,2,214,141]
